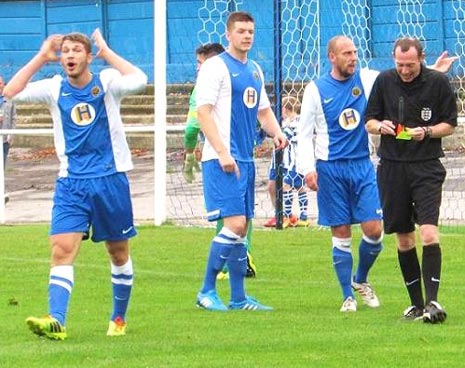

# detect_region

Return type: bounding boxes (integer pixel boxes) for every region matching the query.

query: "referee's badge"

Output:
[421,108,432,122]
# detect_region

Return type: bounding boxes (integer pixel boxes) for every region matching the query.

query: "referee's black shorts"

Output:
[377,158,446,234]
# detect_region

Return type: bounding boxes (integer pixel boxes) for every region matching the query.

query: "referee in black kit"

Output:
[365,37,457,324]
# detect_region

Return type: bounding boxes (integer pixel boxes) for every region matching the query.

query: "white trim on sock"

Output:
[362,232,384,244]
[111,258,133,275]
[332,237,352,253]
[49,265,74,293]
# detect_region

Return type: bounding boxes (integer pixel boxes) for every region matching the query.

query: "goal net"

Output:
[162,0,465,228]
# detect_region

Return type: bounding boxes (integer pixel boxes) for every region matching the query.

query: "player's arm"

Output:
[92,28,140,76]
[296,82,318,191]
[429,51,458,73]
[197,103,238,175]
[257,107,287,150]
[365,75,397,136]
[3,34,63,99]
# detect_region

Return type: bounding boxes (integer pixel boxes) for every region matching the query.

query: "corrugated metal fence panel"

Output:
[0,0,153,82]
[166,0,204,84]
[46,1,102,34]
[107,0,153,80]
[0,1,460,83]
[0,1,43,79]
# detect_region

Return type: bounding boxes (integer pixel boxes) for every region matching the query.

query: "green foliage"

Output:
[1,225,465,367]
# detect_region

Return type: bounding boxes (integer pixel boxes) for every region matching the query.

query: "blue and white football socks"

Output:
[227,239,248,303]
[283,190,293,217]
[298,191,308,220]
[332,237,353,300]
[48,265,74,326]
[354,235,383,284]
[110,258,134,322]
[200,227,238,293]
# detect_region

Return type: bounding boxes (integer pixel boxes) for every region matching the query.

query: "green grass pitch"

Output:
[1,224,465,367]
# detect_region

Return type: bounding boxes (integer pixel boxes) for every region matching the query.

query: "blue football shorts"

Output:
[316,158,382,227]
[202,159,255,221]
[50,172,137,242]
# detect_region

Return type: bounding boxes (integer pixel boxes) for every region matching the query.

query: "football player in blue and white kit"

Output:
[297,35,456,313]
[195,11,287,311]
[297,36,383,313]
[4,29,147,339]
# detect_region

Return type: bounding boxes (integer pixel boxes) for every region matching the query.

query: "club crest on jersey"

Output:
[91,86,101,97]
[253,71,260,80]
[71,103,96,126]
[421,107,432,121]
[338,108,360,130]
[352,87,361,97]
[243,87,258,108]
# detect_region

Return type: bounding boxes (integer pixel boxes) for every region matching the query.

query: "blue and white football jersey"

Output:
[282,115,300,172]
[196,52,271,162]
[13,68,147,178]
[297,68,379,175]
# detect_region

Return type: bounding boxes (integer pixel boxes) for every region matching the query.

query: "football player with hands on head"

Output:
[3,28,147,340]
[195,11,286,312]
[365,37,457,323]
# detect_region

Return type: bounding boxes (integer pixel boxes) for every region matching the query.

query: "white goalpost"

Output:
[154,0,168,226]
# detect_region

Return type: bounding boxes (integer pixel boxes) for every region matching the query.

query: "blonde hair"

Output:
[282,95,300,114]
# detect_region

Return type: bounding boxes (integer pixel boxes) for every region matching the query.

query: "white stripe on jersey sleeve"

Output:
[99,68,147,100]
[359,67,380,99]
[297,81,326,175]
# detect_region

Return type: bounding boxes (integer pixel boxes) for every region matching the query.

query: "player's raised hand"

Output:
[92,28,109,59]
[40,34,63,62]
[432,51,459,73]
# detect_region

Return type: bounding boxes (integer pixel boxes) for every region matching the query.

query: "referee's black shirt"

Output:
[365,64,457,162]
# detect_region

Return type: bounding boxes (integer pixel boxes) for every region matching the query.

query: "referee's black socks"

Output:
[422,243,442,304]
[398,247,424,308]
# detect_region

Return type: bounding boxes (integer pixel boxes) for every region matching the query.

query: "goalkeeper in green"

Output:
[182,43,225,183]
